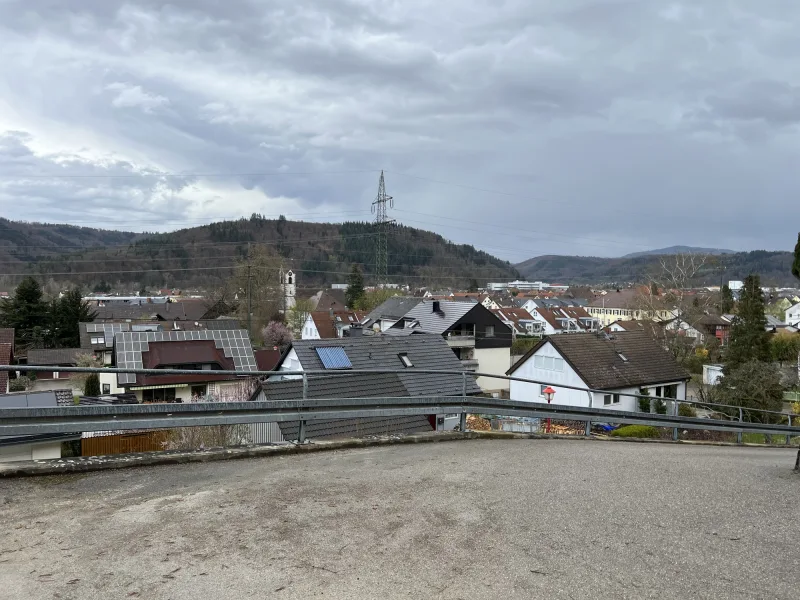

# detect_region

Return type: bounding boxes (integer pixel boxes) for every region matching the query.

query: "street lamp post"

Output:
[543,386,555,434]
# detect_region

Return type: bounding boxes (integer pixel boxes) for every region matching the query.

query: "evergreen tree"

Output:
[0,277,47,350]
[468,279,479,293]
[345,264,365,308]
[719,284,734,313]
[725,274,770,370]
[793,232,800,281]
[84,373,101,396]
[55,288,97,347]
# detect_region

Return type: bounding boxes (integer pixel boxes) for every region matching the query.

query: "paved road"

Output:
[1,440,798,599]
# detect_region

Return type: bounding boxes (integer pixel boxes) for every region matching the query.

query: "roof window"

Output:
[617,352,628,362]
[398,353,413,368]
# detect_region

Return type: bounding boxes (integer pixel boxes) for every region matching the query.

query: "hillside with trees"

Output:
[0,215,519,290]
[516,251,796,286]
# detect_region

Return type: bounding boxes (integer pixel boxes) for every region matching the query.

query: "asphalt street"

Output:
[1,439,798,599]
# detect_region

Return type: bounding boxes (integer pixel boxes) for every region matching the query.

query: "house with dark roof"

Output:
[26,348,85,392]
[265,334,482,441]
[302,310,367,339]
[507,332,690,411]
[100,329,257,403]
[364,298,512,393]
[0,389,79,462]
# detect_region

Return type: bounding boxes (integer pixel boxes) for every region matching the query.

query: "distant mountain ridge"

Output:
[622,246,737,258]
[515,250,795,286]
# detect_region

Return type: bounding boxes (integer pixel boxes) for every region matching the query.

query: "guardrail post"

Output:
[302,372,308,401]
[585,390,593,436]
[788,415,792,445]
[459,372,468,432]
[298,419,306,444]
[737,407,743,445]
[672,400,679,441]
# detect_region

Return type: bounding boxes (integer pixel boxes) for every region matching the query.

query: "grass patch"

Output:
[741,433,800,445]
[609,425,660,439]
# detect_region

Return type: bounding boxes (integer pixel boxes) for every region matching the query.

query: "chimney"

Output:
[349,324,363,337]
[432,300,440,313]
[329,307,334,319]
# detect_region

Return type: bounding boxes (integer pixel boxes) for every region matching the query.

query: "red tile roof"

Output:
[310,310,367,338]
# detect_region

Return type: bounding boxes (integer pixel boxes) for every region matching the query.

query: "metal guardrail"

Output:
[1,365,798,444]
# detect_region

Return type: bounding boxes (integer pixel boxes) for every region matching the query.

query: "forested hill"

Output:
[515,250,796,286]
[1,216,519,290]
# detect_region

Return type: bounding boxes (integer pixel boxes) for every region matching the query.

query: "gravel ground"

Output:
[1,440,798,599]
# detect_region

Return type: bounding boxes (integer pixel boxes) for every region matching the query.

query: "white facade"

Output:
[302,314,322,340]
[473,347,511,392]
[0,441,62,463]
[509,341,687,411]
[786,302,800,327]
[703,364,724,386]
[98,372,251,402]
[487,281,547,292]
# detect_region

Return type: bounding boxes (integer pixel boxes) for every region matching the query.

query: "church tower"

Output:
[281,268,296,311]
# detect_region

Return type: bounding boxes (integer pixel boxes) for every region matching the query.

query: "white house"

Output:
[785,302,800,328]
[506,331,690,411]
[302,310,367,339]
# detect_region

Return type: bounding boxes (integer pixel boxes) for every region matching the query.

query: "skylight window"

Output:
[617,352,628,362]
[398,352,413,368]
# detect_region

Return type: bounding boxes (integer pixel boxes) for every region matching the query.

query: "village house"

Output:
[526,306,600,335]
[491,307,542,337]
[0,328,14,394]
[100,328,257,402]
[302,309,367,339]
[506,331,690,411]
[363,298,512,393]
[786,301,800,328]
[0,389,77,462]
[587,289,674,326]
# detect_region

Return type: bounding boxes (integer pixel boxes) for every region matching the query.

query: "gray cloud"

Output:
[1,0,799,265]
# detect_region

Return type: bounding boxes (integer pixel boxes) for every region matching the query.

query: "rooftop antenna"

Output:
[371,170,394,287]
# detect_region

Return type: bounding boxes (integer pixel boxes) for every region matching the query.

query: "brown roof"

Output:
[588,289,642,309]
[310,310,367,339]
[0,328,14,349]
[605,319,662,337]
[314,289,347,311]
[508,331,689,389]
[491,307,534,333]
[137,340,238,386]
[534,306,593,331]
[254,348,282,371]
[0,343,12,394]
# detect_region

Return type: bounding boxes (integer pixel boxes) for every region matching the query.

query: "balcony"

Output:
[445,331,476,348]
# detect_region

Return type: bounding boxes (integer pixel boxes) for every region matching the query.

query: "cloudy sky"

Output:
[1,0,798,263]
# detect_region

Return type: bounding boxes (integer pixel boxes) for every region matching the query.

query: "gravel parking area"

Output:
[1,439,798,599]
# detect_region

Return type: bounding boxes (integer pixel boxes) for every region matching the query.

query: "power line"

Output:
[0,169,380,179]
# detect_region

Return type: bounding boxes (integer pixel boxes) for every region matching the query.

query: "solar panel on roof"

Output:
[315,346,352,369]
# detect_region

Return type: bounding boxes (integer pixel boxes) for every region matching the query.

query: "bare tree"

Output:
[231,245,284,335]
[634,254,716,364]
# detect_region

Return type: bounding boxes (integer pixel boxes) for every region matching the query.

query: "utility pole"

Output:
[371,170,394,287]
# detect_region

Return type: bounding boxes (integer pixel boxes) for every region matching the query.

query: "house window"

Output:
[540,384,547,397]
[603,393,620,405]
[102,384,111,394]
[91,336,104,344]
[142,388,178,403]
[53,371,59,379]
[191,384,207,399]
[398,353,413,368]
[485,325,495,338]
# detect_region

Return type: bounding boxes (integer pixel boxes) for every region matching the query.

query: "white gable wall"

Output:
[786,302,800,327]
[301,314,321,340]
[510,342,687,412]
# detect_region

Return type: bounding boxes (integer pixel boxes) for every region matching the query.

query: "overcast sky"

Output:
[1,1,798,263]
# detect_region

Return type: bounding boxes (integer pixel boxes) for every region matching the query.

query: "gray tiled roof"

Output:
[26,348,85,366]
[509,331,689,389]
[80,322,131,350]
[114,329,257,386]
[289,334,482,396]
[253,373,432,440]
[364,296,423,322]
[401,300,478,334]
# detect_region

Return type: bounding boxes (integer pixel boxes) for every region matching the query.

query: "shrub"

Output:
[84,373,101,396]
[653,398,667,414]
[678,403,697,417]
[610,425,660,439]
[638,388,650,412]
